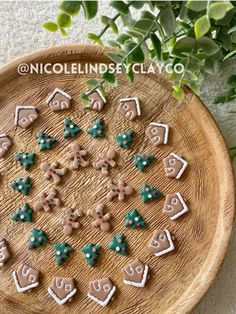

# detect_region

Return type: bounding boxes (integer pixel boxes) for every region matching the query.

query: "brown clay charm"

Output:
[87,204,111,232]
[87,277,116,307]
[123,260,149,288]
[145,122,169,146]
[48,277,77,305]
[118,97,141,121]
[163,192,189,220]
[148,229,175,256]
[107,179,134,201]
[40,161,67,185]
[93,148,116,176]
[0,133,12,158]
[0,239,11,266]
[33,188,61,212]
[46,88,72,112]
[15,106,38,129]
[163,153,188,179]
[61,207,83,236]
[68,142,89,170]
[86,90,106,111]
[13,263,40,292]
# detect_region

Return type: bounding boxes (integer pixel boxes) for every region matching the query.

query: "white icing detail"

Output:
[22,265,30,276]
[60,101,69,109]
[0,252,4,261]
[0,133,7,138]
[48,287,77,305]
[170,153,188,179]
[65,284,72,292]
[125,266,134,276]
[28,274,35,283]
[46,88,72,104]
[119,97,141,116]
[124,265,149,288]
[93,281,101,291]
[149,122,169,144]
[154,229,175,257]
[103,284,110,292]
[135,266,143,273]
[85,88,107,104]
[28,114,37,122]
[12,270,39,292]
[55,277,63,288]
[15,106,37,126]
[88,285,116,307]
[170,192,189,220]
[52,100,59,107]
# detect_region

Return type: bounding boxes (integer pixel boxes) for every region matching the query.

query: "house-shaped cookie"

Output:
[48,277,77,305]
[86,89,106,112]
[146,122,169,146]
[163,192,189,220]
[46,88,72,112]
[118,97,141,121]
[13,263,39,292]
[123,260,149,288]
[88,278,116,307]
[0,239,11,266]
[163,153,188,179]
[148,229,174,257]
[15,106,39,129]
[0,133,12,158]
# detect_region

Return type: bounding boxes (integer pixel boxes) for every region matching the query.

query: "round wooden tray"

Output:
[0,45,234,314]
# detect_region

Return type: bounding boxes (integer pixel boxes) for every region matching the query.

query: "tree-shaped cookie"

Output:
[134,154,154,172]
[9,176,31,196]
[63,118,81,139]
[54,242,73,266]
[125,209,145,229]
[140,183,161,203]
[11,203,33,222]
[36,131,57,151]
[87,118,105,138]
[115,130,135,149]
[14,152,36,170]
[68,142,89,170]
[108,234,128,256]
[81,243,101,267]
[28,228,49,249]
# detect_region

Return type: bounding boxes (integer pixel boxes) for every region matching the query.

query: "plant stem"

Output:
[229,146,236,151]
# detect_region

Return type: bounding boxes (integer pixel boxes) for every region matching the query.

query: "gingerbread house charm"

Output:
[46,88,72,112]
[0,133,12,158]
[88,278,116,307]
[48,277,77,305]
[15,106,39,129]
[86,89,106,111]
[163,192,189,220]
[148,229,174,257]
[0,239,11,266]
[123,260,149,288]
[163,153,188,179]
[13,263,40,292]
[145,122,169,146]
[118,97,141,121]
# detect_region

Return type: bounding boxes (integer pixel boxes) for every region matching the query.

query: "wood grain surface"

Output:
[0,45,234,314]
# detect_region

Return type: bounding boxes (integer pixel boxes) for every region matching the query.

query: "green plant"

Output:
[214,75,236,104]
[44,1,236,102]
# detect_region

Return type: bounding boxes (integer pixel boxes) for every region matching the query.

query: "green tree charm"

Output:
[115,130,135,149]
[11,203,33,222]
[87,117,105,138]
[125,209,145,229]
[140,183,161,203]
[134,154,154,172]
[28,228,49,249]
[63,118,81,139]
[36,131,57,151]
[14,152,36,170]
[81,243,101,267]
[9,176,32,196]
[54,242,73,266]
[108,234,128,256]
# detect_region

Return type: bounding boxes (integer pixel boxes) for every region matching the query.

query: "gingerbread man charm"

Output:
[40,161,67,185]
[87,204,111,232]
[61,207,83,236]
[107,179,134,201]
[68,142,89,170]
[93,148,116,176]
[33,188,61,212]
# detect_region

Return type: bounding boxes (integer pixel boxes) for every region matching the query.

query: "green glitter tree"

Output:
[87,117,105,138]
[28,228,49,249]
[14,152,36,170]
[81,243,101,267]
[125,209,145,229]
[108,234,128,256]
[11,203,33,222]
[9,176,31,196]
[54,242,73,266]
[63,118,81,139]
[36,131,57,151]
[140,183,161,203]
[115,130,135,149]
[134,154,154,172]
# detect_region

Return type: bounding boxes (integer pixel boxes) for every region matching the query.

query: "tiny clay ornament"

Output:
[28,228,49,249]
[40,161,67,185]
[93,148,116,176]
[13,263,40,293]
[54,242,73,266]
[163,192,189,220]
[145,122,169,146]
[87,204,112,232]
[115,130,135,149]
[68,142,89,170]
[88,278,116,307]
[123,260,149,288]
[148,229,175,257]
[108,234,128,256]
[0,239,11,267]
[163,153,188,179]
[0,133,12,158]
[14,152,36,170]
[86,89,107,111]
[11,203,33,222]
[15,106,39,129]
[61,207,83,236]
[9,176,32,196]
[87,117,105,138]
[63,118,81,139]
[140,183,162,203]
[33,187,61,212]
[134,154,154,172]
[81,243,101,267]
[48,277,77,305]
[118,96,141,121]
[36,131,57,151]
[46,88,72,112]
[125,209,145,229]
[107,179,134,201]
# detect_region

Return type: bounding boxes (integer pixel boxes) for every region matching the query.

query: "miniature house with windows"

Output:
[46,88,72,112]
[15,106,39,129]
[86,89,107,112]
[118,97,141,121]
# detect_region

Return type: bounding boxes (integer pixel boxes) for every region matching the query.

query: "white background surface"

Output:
[0,1,236,313]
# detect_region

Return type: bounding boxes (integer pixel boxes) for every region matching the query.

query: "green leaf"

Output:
[107,40,121,48]
[228,25,236,34]
[194,15,210,39]
[230,31,236,44]
[126,30,143,39]
[172,37,196,57]
[86,79,98,87]
[106,51,125,63]
[127,64,134,83]
[204,58,218,74]
[162,51,170,61]
[60,28,68,36]
[43,21,58,32]
[110,1,129,15]
[125,42,145,63]
[129,1,145,9]
[132,19,155,34]
[172,86,185,102]
[57,13,71,28]
[150,33,161,60]
[214,95,226,104]
[197,37,220,56]
[116,33,131,44]
[58,1,81,16]
[227,75,236,88]
[159,7,176,36]
[185,0,207,12]
[209,2,234,20]
[80,92,90,106]
[87,33,103,46]
[109,19,118,34]
[98,84,106,97]
[140,10,155,20]
[82,1,98,20]
[223,50,236,61]
[101,71,117,86]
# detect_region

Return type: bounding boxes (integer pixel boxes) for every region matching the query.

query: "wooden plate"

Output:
[0,45,234,314]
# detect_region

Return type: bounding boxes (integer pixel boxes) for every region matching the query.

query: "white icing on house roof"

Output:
[0,133,7,138]
[46,88,72,104]
[14,106,36,125]
[120,97,141,116]
[149,122,169,144]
